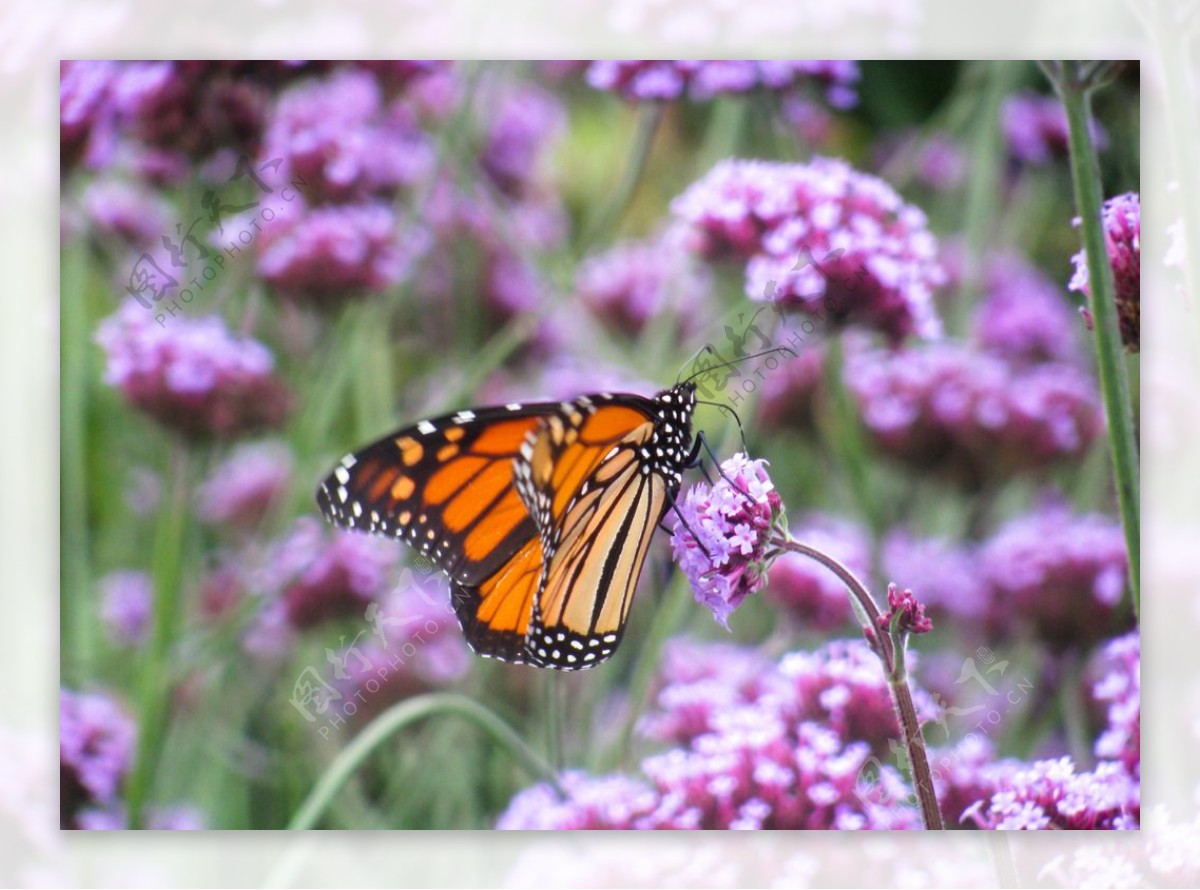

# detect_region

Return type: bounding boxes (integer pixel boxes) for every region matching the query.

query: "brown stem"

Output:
[774,536,944,830]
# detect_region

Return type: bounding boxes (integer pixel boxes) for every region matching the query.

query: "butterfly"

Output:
[316,382,699,670]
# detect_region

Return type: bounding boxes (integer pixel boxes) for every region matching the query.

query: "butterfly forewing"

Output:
[316,402,560,586]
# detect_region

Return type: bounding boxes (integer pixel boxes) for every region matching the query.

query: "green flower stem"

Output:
[127,444,191,828]
[582,103,664,248]
[286,693,562,830]
[1047,62,1141,619]
[775,537,943,830]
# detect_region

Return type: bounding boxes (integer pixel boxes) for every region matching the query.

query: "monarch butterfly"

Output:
[316,382,699,670]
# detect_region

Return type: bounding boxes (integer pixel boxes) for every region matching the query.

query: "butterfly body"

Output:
[317,382,698,670]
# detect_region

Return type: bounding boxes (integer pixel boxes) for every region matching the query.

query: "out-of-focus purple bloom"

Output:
[973,252,1083,365]
[252,201,428,305]
[253,516,400,634]
[586,60,859,107]
[61,61,120,174]
[1002,91,1108,166]
[479,81,565,200]
[95,301,292,439]
[882,530,989,627]
[845,341,1103,486]
[638,639,776,745]
[877,583,933,635]
[75,802,207,830]
[98,570,152,647]
[929,735,1004,827]
[325,578,470,722]
[963,757,1138,829]
[765,515,868,632]
[756,345,826,433]
[777,640,940,756]
[672,158,945,342]
[194,440,293,530]
[978,503,1130,649]
[107,62,272,163]
[781,96,835,147]
[1070,192,1140,352]
[576,232,713,338]
[60,689,136,829]
[670,454,785,629]
[80,178,171,246]
[1090,631,1140,776]
[354,60,451,96]
[875,132,966,192]
[500,636,944,829]
[262,69,432,204]
[198,561,247,623]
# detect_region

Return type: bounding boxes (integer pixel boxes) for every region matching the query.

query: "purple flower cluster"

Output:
[576,232,713,338]
[1090,631,1140,775]
[978,503,1129,650]
[756,344,827,433]
[670,454,785,629]
[1070,192,1140,352]
[478,81,566,200]
[60,689,136,829]
[963,757,1138,829]
[61,61,120,174]
[1002,91,1108,166]
[79,177,172,247]
[765,515,868,632]
[877,583,933,635]
[95,300,292,439]
[499,638,941,829]
[844,340,1103,486]
[973,252,1084,365]
[586,60,860,107]
[194,440,293,530]
[671,157,945,342]
[98,570,152,647]
[262,69,433,204]
[244,517,400,654]
[76,803,206,830]
[252,201,427,306]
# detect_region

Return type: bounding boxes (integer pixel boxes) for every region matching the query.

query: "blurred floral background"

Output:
[59,59,1141,834]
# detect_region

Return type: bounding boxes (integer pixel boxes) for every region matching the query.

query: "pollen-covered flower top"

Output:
[670,454,785,629]
[1070,192,1140,352]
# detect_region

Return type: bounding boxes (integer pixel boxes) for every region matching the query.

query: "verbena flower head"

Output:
[194,440,293,530]
[1070,192,1140,352]
[672,157,944,342]
[499,638,935,830]
[61,61,119,174]
[586,60,859,107]
[60,689,136,829]
[250,520,400,638]
[478,80,565,200]
[95,301,292,439]
[973,252,1084,365]
[576,232,713,338]
[878,583,933,635]
[765,514,869,632]
[252,200,428,305]
[1090,631,1140,776]
[80,178,171,247]
[845,341,1103,486]
[1002,91,1107,166]
[262,68,433,204]
[670,454,785,629]
[979,503,1130,650]
[963,758,1139,830]
[98,570,152,647]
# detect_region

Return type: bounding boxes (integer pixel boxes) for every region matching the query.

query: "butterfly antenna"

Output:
[695,398,750,454]
[676,345,797,387]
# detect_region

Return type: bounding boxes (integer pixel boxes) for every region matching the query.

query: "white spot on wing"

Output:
[417,420,436,435]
